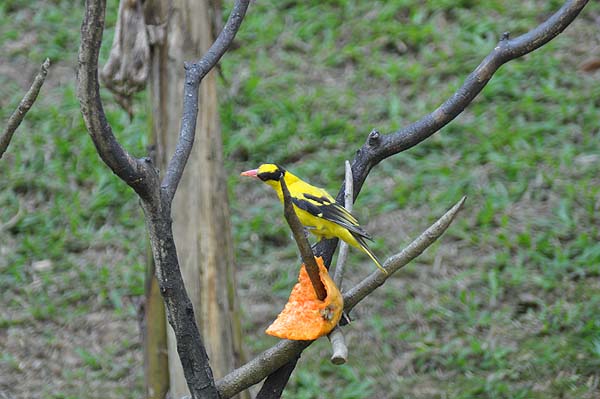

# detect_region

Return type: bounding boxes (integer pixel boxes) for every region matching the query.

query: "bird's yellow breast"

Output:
[266,173,361,247]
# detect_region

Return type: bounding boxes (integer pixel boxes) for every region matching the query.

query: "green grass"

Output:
[222,1,600,398]
[1,1,145,397]
[2,0,600,398]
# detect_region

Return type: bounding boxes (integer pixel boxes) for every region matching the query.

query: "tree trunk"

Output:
[145,0,244,397]
[144,254,169,399]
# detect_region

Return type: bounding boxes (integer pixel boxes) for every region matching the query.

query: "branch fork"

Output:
[219,1,589,396]
[77,0,250,398]
[76,0,589,397]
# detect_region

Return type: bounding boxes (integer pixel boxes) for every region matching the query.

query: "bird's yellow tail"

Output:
[363,246,387,275]
[353,234,387,275]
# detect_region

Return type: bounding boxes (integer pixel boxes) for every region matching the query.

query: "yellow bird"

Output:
[241,163,386,274]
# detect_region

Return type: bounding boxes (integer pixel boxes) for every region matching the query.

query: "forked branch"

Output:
[1,58,50,160]
[222,0,589,396]
[77,0,250,397]
[328,0,589,202]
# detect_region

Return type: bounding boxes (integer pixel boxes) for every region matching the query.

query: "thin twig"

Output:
[332,160,353,286]
[279,177,327,300]
[216,197,465,398]
[1,58,50,160]
[329,160,353,365]
[343,197,466,313]
[161,0,250,203]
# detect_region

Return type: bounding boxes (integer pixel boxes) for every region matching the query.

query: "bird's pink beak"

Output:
[240,168,259,178]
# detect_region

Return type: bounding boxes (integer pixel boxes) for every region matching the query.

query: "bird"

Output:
[241,163,386,274]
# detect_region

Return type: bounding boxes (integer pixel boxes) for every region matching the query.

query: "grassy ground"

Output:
[1,0,599,398]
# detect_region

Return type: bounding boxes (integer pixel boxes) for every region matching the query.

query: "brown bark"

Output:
[144,255,169,399]
[79,0,248,396]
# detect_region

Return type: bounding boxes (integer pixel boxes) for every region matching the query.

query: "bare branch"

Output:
[225,1,588,395]
[255,176,331,396]
[328,328,348,365]
[256,355,301,399]
[332,160,353,287]
[161,0,250,202]
[343,196,466,313]
[334,0,590,202]
[77,0,152,199]
[217,340,311,399]
[1,58,50,160]
[77,0,251,397]
[314,0,589,268]
[279,177,327,299]
[141,202,219,399]
[375,0,588,161]
[329,160,353,365]
[216,197,465,397]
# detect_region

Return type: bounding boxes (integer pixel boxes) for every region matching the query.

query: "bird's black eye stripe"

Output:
[258,169,285,182]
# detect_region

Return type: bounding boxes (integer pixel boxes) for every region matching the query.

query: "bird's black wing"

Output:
[292,193,373,240]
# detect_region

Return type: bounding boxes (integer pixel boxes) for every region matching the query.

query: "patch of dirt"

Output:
[1,312,142,398]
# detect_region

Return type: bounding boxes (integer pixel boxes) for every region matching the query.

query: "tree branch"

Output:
[253,174,331,398]
[343,197,466,313]
[329,160,353,365]
[161,0,250,203]
[374,0,589,162]
[221,1,588,394]
[1,58,50,160]
[331,0,590,201]
[314,0,588,267]
[280,177,327,300]
[332,160,353,287]
[141,202,218,399]
[216,196,465,398]
[217,340,311,399]
[77,0,251,397]
[77,0,153,200]
[255,353,301,399]
[255,176,333,397]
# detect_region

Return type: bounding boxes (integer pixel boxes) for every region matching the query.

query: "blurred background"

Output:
[1,0,599,398]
